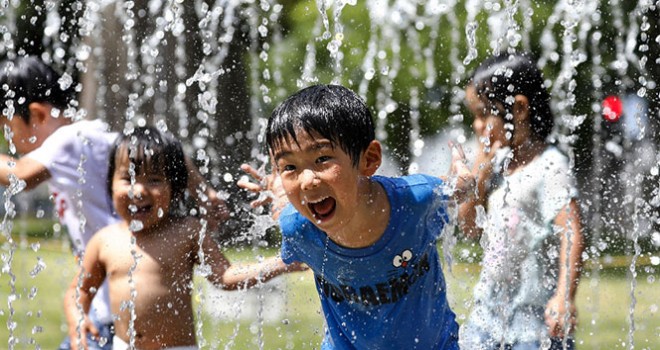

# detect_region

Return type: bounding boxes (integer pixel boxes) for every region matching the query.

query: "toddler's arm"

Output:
[199,229,306,290]
[544,199,584,338]
[63,236,106,350]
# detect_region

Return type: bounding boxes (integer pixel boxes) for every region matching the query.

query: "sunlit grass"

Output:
[1,238,658,349]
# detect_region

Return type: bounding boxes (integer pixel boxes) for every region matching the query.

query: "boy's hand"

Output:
[238,163,288,220]
[68,315,99,350]
[544,294,577,338]
[448,141,476,202]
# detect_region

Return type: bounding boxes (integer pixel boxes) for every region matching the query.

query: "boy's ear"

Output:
[360,140,382,176]
[27,102,51,124]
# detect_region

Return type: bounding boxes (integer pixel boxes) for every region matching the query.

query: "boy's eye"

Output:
[316,155,331,164]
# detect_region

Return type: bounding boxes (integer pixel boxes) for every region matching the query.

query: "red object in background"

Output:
[602,95,623,122]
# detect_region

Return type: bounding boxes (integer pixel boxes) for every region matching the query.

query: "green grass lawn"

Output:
[1,238,658,349]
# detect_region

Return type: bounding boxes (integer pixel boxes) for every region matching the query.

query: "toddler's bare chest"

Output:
[104,235,195,281]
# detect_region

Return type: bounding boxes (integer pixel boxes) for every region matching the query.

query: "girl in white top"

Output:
[458,53,584,350]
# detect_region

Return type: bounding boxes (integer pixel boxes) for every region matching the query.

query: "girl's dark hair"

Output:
[107,126,188,212]
[471,52,554,141]
[266,84,375,167]
[0,56,75,123]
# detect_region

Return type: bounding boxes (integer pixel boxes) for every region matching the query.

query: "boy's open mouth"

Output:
[308,197,336,220]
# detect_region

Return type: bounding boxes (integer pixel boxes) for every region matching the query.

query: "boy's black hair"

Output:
[107,126,188,213]
[0,56,75,123]
[266,84,375,167]
[471,52,554,141]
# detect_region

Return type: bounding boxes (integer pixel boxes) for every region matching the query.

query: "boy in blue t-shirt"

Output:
[239,84,474,349]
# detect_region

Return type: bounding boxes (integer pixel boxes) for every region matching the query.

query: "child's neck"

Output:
[328,178,390,249]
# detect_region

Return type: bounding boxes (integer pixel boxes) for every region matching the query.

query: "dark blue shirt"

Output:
[280,174,459,349]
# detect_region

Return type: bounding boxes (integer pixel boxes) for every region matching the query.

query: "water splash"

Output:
[127,247,142,348]
[0,0,659,347]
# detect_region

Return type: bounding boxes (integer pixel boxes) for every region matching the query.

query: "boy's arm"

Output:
[544,199,584,338]
[199,230,305,290]
[0,154,50,190]
[63,237,106,350]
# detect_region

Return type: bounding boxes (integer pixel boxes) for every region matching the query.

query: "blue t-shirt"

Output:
[280,174,459,349]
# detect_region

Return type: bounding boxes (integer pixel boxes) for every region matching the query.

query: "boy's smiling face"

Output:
[272,129,380,237]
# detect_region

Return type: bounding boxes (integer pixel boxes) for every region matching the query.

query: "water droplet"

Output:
[249,322,260,334]
[129,220,144,232]
[156,119,168,132]
[98,337,108,346]
[364,68,375,80]
[197,264,211,277]
[28,286,38,299]
[258,25,268,37]
[30,257,46,278]
[326,40,340,54]
[58,73,73,90]
[651,256,659,266]
[6,174,27,195]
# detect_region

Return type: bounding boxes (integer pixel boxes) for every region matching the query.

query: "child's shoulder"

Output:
[37,120,111,152]
[86,222,132,254]
[372,174,446,212]
[374,174,444,196]
[278,204,307,229]
[375,173,442,186]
